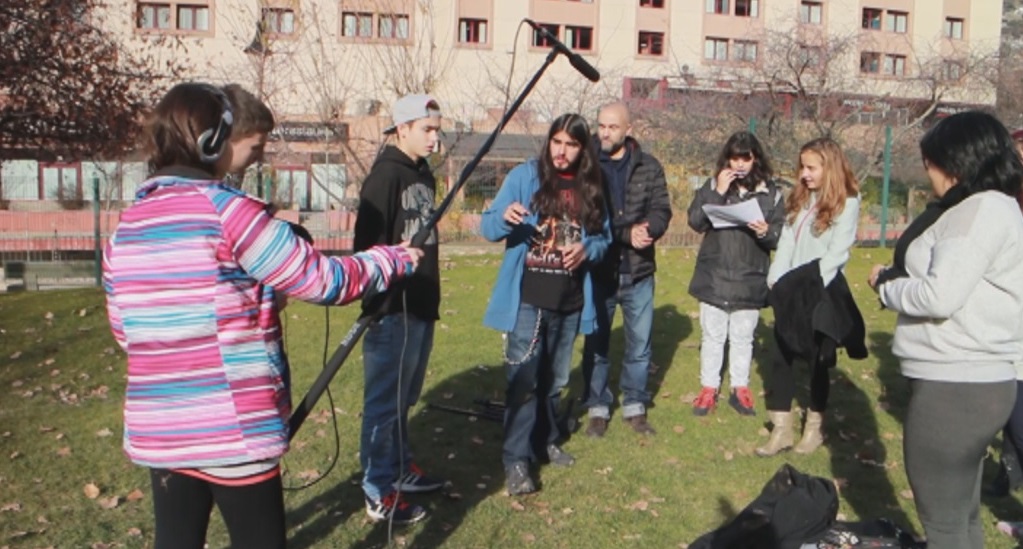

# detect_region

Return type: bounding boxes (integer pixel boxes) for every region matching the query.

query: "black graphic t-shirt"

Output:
[520,178,584,313]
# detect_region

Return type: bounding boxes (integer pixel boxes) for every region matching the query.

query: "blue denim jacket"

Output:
[481,160,611,334]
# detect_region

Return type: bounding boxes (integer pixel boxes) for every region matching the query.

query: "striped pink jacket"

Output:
[104,174,412,469]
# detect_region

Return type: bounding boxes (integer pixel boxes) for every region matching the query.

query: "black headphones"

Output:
[196,84,234,164]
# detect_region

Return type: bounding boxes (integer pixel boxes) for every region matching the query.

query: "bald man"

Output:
[581,102,673,437]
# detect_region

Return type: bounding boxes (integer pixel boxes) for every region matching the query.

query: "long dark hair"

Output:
[920,111,1023,201]
[533,113,606,233]
[714,131,773,192]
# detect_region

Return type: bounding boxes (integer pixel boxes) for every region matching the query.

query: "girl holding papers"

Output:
[687,131,786,418]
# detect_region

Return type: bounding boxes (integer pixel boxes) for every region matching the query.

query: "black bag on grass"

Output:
[689,463,839,549]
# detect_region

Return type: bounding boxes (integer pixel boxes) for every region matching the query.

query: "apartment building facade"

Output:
[1,0,1002,211]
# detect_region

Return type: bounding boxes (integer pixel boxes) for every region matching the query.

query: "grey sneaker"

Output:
[505,461,536,495]
[546,444,576,466]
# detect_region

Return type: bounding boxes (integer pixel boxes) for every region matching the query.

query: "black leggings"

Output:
[149,468,287,549]
[765,333,836,412]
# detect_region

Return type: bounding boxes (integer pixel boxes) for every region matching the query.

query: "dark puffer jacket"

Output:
[687,176,786,310]
[595,137,673,283]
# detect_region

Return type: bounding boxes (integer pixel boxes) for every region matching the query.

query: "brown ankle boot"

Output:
[794,411,824,454]
[755,411,794,457]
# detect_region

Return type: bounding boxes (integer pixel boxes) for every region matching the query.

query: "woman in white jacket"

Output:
[869,111,1023,549]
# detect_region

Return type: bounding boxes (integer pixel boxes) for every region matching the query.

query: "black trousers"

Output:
[765,332,836,413]
[149,468,287,549]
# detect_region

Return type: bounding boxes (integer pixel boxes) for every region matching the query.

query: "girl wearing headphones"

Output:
[102,82,421,549]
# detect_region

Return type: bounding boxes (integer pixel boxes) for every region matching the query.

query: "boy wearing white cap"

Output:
[354,94,444,524]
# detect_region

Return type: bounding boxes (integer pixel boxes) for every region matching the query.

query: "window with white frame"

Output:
[704,37,728,60]
[941,60,963,81]
[944,17,964,39]
[797,45,823,67]
[262,7,295,34]
[342,11,373,38]
[705,0,728,15]
[735,0,758,17]
[860,51,881,73]
[378,13,409,40]
[531,23,560,47]
[800,1,822,24]
[883,54,906,76]
[458,18,487,44]
[733,40,758,62]
[137,2,171,29]
[885,11,908,33]
[638,31,664,55]
[564,25,593,50]
[176,4,209,31]
[862,8,882,30]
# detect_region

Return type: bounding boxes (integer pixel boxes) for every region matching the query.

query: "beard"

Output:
[601,139,626,156]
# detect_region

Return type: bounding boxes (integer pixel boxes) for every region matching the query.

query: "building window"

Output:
[638,31,664,55]
[565,25,593,50]
[137,3,171,29]
[342,11,373,38]
[860,51,881,73]
[273,167,310,211]
[735,0,758,17]
[705,0,728,15]
[704,37,728,60]
[941,60,963,81]
[798,45,823,67]
[531,23,559,47]
[733,40,758,62]
[639,0,665,7]
[885,11,908,33]
[262,8,295,35]
[862,8,882,30]
[458,18,487,44]
[40,163,81,202]
[944,17,964,39]
[884,54,906,76]
[800,1,822,24]
[176,4,209,31]
[378,13,409,39]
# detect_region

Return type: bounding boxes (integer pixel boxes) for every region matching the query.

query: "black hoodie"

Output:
[353,145,440,320]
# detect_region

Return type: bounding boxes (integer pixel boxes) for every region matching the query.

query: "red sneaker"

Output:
[729,387,756,416]
[692,387,719,416]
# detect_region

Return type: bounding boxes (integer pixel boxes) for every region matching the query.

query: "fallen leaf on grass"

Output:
[10,351,22,360]
[126,489,144,502]
[56,447,71,457]
[510,500,525,511]
[723,451,734,461]
[594,466,613,475]
[297,470,319,481]
[471,436,484,445]
[673,425,685,434]
[84,483,100,499]
[38,425,55,433]
[10,451,21,460]
[899,489,914,500]
[127,527,142,537]
[98,496,120,509]
[629,500,649,511]
[562,507,573,515]
[95,428,113,437]
[1,502,21,512]
[522,533,536,543]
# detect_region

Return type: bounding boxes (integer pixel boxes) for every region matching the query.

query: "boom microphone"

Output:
[523,19,601,83]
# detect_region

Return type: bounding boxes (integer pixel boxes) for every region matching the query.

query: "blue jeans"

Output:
[360,313,434,501]
[503,303,580,467]
[582,273,654,419]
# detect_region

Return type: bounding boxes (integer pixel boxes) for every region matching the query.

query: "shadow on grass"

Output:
[285,363,513,549]
[569,303,689,426]
[750,328,915,533]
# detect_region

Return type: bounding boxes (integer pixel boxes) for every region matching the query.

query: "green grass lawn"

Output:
[2,248,1021,548]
